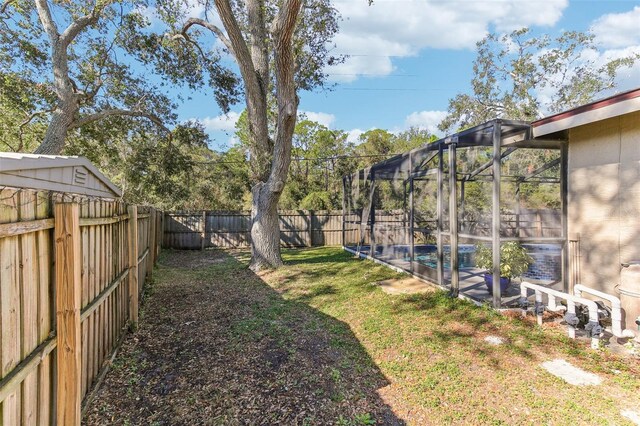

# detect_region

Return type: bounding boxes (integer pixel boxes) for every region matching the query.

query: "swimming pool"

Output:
[410,244,561,281]
[348,243,562,281]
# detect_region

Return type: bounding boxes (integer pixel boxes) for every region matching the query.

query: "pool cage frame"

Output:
[341,119,568,308]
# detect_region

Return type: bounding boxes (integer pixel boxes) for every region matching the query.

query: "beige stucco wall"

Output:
[568,110,640,295]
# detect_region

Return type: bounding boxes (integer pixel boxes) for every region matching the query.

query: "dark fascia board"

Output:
[346,119,533,179]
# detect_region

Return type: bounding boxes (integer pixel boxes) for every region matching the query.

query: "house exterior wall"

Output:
[567,111,640,314]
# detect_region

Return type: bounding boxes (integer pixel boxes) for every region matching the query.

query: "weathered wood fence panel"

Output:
[163,210,344,249]
[0,187,162,425]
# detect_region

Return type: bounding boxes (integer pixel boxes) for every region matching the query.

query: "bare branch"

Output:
[70,108,171,135]
[20,109,52,129]
[60,0,117,46]
[83,76,103,102]
[34,0,60,42]
[60,13,99,46]
[213,0,256,84]
[180,17,234,54]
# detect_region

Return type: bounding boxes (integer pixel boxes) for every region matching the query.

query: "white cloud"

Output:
[590,6,640,94]
[299,111,336,128]
[346,128,365,144]
[592,6,640,49]
[200,111,241,132]
[328,0,568,81]
[404,110,448,135]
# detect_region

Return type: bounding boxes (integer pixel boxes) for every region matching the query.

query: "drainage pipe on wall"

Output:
[520,281,602,349]
[573,284,636,339]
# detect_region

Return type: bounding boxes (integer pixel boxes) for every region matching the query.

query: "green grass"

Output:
[255,247,640,425]
[88,247,640,425]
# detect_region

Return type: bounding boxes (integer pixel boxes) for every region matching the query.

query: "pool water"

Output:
[351,243,562,281]
[411,244,561,281]
[414,247,476,269]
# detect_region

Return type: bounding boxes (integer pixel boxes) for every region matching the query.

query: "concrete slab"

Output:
[376,277,434,295]
[621,409,640,425]
[541,359,602,386]
[484,335,505,345]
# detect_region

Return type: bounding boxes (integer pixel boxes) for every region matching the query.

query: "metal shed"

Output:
[0,153,121,198]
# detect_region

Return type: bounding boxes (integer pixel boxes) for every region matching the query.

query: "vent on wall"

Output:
[73,166,88,186]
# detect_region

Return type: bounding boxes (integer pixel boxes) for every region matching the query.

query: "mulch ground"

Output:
[84,250,403,425]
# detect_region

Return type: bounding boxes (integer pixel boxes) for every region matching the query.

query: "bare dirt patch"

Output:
[158,248,228,268]
[84,250,403,425]
[376,277,435,295]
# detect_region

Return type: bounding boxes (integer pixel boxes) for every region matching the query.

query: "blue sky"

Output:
[167,0,640,151]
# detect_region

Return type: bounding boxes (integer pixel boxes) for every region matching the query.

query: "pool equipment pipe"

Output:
[519,282,602,349]
[573,284,636,339]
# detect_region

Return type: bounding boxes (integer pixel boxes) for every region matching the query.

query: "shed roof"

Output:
[0,153,122,198]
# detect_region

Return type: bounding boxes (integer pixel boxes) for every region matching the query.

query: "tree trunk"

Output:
[34,107,74,154]
[34,0,82,155]
[214,0,301,270]
[250,182,283,270]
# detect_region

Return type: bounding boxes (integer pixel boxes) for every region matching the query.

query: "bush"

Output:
[475,241,533,278]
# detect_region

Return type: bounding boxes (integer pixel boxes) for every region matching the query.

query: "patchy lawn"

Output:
[85,247,640,425]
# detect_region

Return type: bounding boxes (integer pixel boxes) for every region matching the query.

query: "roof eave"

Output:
[532,88,640,138]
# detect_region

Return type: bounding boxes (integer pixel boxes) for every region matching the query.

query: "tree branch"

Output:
[213,0,258,89]
[60,12,99,46]
[34,0,60,42]
[0,0,16,15]
[60,0,117,46]
[70,109,171,135]
[180,17,234,54]
[170,33,210,63]
[268,0,302,191]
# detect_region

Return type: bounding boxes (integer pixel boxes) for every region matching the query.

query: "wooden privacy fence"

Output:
[0,188,162,425]
[163,210,343,249]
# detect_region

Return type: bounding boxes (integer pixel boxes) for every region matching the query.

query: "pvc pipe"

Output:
[535,290,543,326]
[567,300,576,339]
[546,293,566,312]
[521,281,602,348]
[574,284,635,338]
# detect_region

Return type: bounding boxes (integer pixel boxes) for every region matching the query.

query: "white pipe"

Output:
[574,284,635,338]
[535,290,543,325]
[521,281,602,349]
[546,293,566,312]
[567,300,576,339]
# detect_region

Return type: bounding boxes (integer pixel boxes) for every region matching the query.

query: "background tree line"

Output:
[2,11,635,214]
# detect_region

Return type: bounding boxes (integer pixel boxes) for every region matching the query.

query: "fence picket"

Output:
[0,188,161,425]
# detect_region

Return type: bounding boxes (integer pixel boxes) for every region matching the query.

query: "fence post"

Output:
[54,202,82,426]
[201,210,207,251]
[149,208,157,277]
[157,210,162,257]
[307,211,313,247]
[128,205,139,329]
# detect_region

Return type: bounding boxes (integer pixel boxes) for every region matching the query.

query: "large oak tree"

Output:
[173,0,341,270]
[0,0,183,154]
